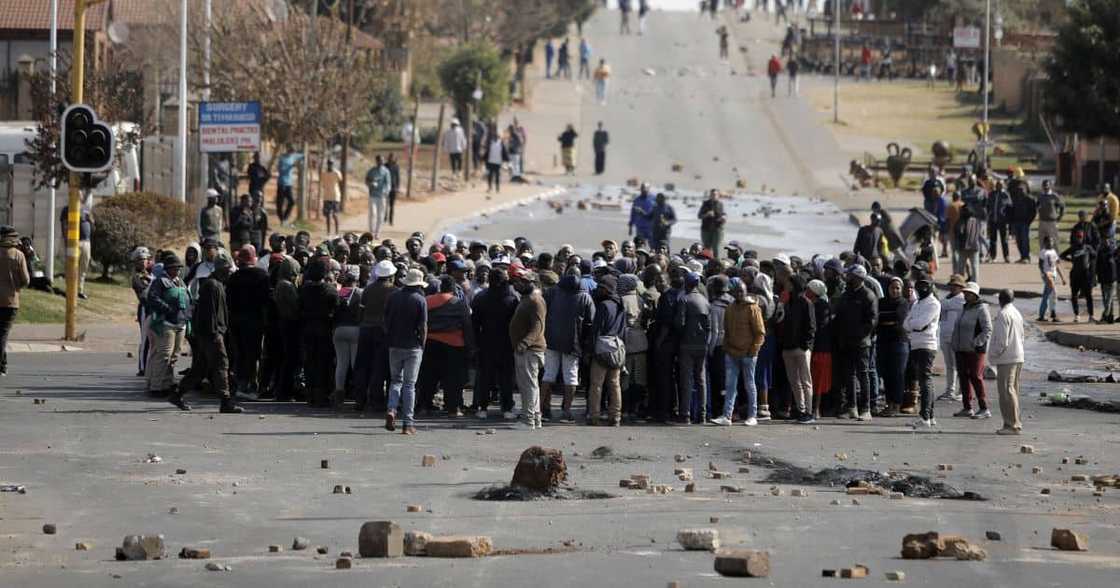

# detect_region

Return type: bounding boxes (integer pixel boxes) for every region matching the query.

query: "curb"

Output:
[432,184,568,237]
[1045,330,1120,356]
[7,343,84,353]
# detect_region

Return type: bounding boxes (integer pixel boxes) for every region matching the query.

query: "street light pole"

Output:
[980,0,991,166]
[176,0,188,202]
[833,0,840,124]
[48,0,58,286]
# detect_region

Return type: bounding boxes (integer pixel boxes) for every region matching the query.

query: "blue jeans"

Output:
[1039,279,1057,319]
[388,347,423,426]
[724,355,758,419]
[876,338,910,406]
[1011,222,1031,260]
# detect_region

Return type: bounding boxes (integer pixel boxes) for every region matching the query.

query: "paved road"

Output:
[2,8,1119,588]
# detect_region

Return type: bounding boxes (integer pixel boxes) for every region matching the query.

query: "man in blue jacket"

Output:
[628,184,655,243]
[384,268,428,435]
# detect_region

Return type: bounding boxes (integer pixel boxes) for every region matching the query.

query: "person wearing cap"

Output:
[173,256,242,413]
[934,273,967,403]
[904,274,941,427]
[628,184,656,243]
[383,268,428,434]
[675,272,711,424]
[129,247,154,377]
[601,240,619,262]
[60,191,95,299]
[442,118,467,173]
[416,275,474,418]
[833,265,878,421]
[952,281,992,419]
[365,155,392,239]
[509,266,547,428]
[331,265,364,409]
[0,226,29,376]
[298,260,339,408]
[987,288,1024,434]
[699,189,727,254]
[226,246,269,400]
[144,253,189,396]
[352,260,398,412]
[199,189,225,245]
[471,268,520,419]
[724,241,743,265]
[542,268,596,423]
[780,275,816,423]
[586,274,626,426]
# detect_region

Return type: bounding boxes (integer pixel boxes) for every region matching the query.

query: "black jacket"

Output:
[833,282,878,349]
[543,275,595,355]
[811,296,832,353]
[384,286,427,349]
[590,294,626,341]
[876,295,909,344]
[779,293,816,351]
[986,189,1013,225]
[225,266,269,327]
[1097,241,1117,285]
[191,276,228,338]
[298,280,339,337]
[471,283,519,355]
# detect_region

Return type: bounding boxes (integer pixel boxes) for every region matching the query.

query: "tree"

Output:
[1044,0,1120,138]
[89,206,143,280]
[438,42,511,122]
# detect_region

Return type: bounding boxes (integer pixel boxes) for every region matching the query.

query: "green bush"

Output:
[90,206,144,279]
[437,42,510,122]
[96,192,194,243]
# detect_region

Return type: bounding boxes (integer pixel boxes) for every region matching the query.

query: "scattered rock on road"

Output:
[42,524,56,535]
[841,565,869,578]
[677,528,720,551]
[511,446,567,491]
[421,455,437,467]
[359,521,403,558]
[404,531,432,556]
[885,571,906,581]
[335,557,352,569]
[424,536,493,558]
[178,547,210,559]
[406,504,423,513]
[116,535,166,561]
[268,545,282,553]
[1020,445,1035,454]
[292,537,310,551]
[1050,529,1088,551]
[75,542,91,551]
[204,562,231,572]
[985,531,1002,541]
[713,549,770,578]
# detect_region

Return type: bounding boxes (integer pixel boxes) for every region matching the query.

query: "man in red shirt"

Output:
[767,55,782,98]
[860,45,873,81]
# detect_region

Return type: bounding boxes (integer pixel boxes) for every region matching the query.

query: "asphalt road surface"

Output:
[2,8,1119,588]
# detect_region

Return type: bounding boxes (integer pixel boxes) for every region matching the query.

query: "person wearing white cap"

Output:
[199,188,225,245]
[352,260,398,413]
[951,281,992,419]
[384,268,428,435]
[442,118,467,173]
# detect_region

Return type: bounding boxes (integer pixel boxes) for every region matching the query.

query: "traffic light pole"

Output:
[64,0,89,341]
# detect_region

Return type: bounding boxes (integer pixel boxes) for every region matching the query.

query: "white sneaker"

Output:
[971,409,992,419]
[911,418,932,429]
[858,411,873,421]
[503,411,517,421]
[845,408,859,420]
[743,417,758,426]
[475,409,487,419]
[711,416,732,426]
[930,417,938,427]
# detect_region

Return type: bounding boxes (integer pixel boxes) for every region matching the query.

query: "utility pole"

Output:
[980,0,991,166]
[64,0,90,340]
[48,0,58,286]
[430,103,445,192]
[200,0,211,210]
[299,0,318,223]
[340,0,354,214]
[405,99,420,199]
[833,0,840,124]
[176,0,188,202]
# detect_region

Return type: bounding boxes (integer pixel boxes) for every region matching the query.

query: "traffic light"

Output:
[60,104,114,173]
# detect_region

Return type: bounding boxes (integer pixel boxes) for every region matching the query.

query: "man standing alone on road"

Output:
[509,267,547,429]
[593,122,610,175]
[593,59,612,105]
[321,160,343,236]
[767,54,782,98]
[365,156,391,239]
[442,119,467,174]
[579,38,593,79]
[0,226,30,376]
[989,289,1024,435]
[384,268,428,435]
[275,148,302,226]
[986,179,1013,263]
[629,184,655,242]
[1037,180,1064,252]
[651,193,677,252]
[698,189,727,253]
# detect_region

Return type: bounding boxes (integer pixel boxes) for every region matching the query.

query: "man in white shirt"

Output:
[937,273,967,401]
[989,289,1025,434]
[442,119,467,173]
[1037,236,1065,322]
[905,274,941,428]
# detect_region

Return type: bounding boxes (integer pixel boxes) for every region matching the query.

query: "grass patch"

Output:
[17,277,138,325]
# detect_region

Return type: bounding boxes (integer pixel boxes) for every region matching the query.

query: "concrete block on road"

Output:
[713,548,770,578]
[424,535,493,558]
[676,528,720,551]
[359,521,403,558]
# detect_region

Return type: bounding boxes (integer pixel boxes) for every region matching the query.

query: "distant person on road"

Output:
[629,183,656,242]
[557,39,572,79]
[443,118,465,173]
[767,55,782,98]
[484,124,508,193]
[952,281,991,420]
[1060,230,1097,323]
[1037,180,1065,251]
[593,59,612,105]
[384,268,428,435]
[386,154,400,225]
[787,56,800,95]
[60,194,94,300]
[593,121,610,175]
[1096,237,1117,324]
[544,39,555,79]
[619,0,633,34]
[0,226,30,377]
[579,38,592,79]
[229,194,253,252]
[650,192,678,251]
[717,26,730,60]
[246,152,271,208]
[986,179,1012,263]
[558,124,579,175]
[698,189,727,253]
[275,148,303,226]
[860,44,872,81]
[989,289,1024,435]
[365,155,391,239]
[1100,183,1119,239]
[1008,171,1036,262]
[1037,237,1064,322]
[321,159,343,236]
[638,0,650,35]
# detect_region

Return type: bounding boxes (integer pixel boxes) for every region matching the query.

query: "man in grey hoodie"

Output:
[675,272,711,424]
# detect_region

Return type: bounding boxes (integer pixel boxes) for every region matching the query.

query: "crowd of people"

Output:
[124,178,1041,438]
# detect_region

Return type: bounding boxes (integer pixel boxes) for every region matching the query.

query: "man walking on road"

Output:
[990,289,1024,435]
[365,156,391,239]
[651,193,677,252]
[1009,173,1036,263]
[442,119,467,173]
[510,267,547,429]
[594,59,612,105]
[698,189,727,253]
[787,56,800,96]
[384,268,428,435]
[1038,236,1065,322]
[172,257,242,414]
[0,226,30,376]
[1037,180,1065,252]
[629,184,656,242]
[579,38,593,79]
[275,148,302,226]
[767,54,782,98]
[545,39,555,79]
[593,122,610,175]
[620,0,633,34]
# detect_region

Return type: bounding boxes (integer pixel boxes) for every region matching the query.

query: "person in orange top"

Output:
[416,276,474,417]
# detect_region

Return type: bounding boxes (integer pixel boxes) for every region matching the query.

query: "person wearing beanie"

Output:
[586,274,627,426]
[834,265,878,421]
[298,259,340,408]
[806,279,832,420]
[144,253,189,397]
[173,257,242,414]
[675,272,711,424]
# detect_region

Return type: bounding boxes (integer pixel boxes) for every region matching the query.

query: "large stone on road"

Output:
[358,521,403,558]
[713,549,770,577]
[676,528,720,551]
[1050,529,1089,551]
[116,535,166,561]
[510,446,567,492]
[424,536,493,558]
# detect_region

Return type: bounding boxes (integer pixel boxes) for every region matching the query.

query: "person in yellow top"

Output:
[1101,183,1119,240]
[593,59,611,105]
[321,159,343,236]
